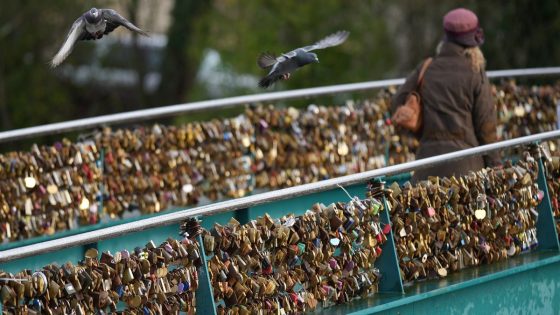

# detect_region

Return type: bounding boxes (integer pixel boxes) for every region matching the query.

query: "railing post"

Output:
[534,145,560,251]
[234,208,250,225]
[384,140,390,168]
[372,178,405,293]
[195,219,218,315]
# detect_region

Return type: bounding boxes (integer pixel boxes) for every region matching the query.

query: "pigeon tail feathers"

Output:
[258,74,282,88]
[257,52,277,69]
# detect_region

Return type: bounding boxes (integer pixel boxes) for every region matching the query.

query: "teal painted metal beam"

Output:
[536,157,560,251]
[387,260,560,315]
[377,182,404,294]
[196,232,218,315]
[311,251,560,314]
[0,246,84,274]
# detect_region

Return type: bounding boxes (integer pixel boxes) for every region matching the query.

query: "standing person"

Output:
[391,8,501,182]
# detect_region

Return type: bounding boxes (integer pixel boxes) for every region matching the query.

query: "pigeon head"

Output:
[311,53,319,63]
[84,8,102,24]
[297,52,320,66]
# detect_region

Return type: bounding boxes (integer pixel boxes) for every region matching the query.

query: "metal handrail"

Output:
[1,128,560,262]
[0,67,559,144]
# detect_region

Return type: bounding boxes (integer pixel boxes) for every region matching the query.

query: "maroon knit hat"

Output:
[443,8,484,47]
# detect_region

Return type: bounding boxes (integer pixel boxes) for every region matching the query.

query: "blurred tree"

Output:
[126,0,149,108]
[0,1,87,131]
[384,0,455,72]
[156,0,211,105]
[472,0,560,70]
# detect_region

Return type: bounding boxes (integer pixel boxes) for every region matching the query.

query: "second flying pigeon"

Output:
[257,30,350,88]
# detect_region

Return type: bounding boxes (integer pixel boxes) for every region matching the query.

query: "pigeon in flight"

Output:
[51,8,149,68]
[257,30,350,88]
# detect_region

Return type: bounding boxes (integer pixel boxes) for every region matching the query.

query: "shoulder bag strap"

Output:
[416,57,433,92]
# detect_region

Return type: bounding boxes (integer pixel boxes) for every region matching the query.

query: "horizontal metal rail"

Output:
[2,128,560,262]
[486,67,560,78]
[0,67,559,144]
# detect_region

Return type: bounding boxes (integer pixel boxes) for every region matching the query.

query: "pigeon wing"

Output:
[101,9,149,36]
[257,49,298,69]
[50,17,87,68]
[302,30,350,52]
[257,52,278,69]
[280,50,298,59]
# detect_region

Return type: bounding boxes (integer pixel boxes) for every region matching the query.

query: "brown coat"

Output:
[391,42,500,182]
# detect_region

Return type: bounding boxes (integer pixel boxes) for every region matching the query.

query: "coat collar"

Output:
[437,41,466,57]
